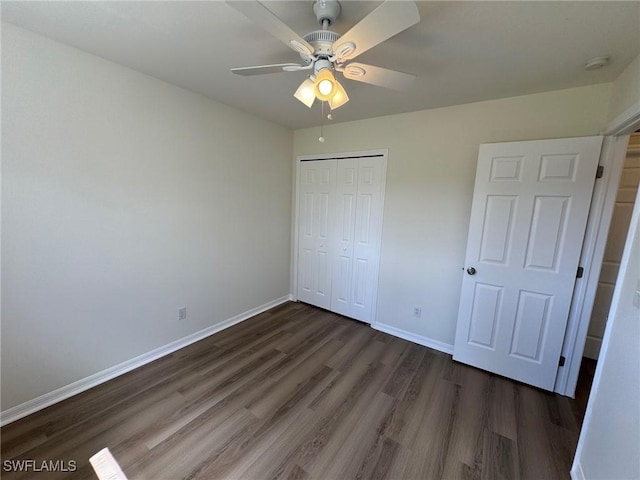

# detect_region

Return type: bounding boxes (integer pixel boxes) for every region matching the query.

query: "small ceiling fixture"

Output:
[229,0,420,112]
[584,56,610,71]
[294,60,349,109]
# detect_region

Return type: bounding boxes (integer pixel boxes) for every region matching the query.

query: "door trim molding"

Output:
[554,136,628,395]
[603,100,640,136]
[557,105,640,397]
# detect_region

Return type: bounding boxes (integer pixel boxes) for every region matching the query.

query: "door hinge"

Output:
[559,356,566,367]
[596,165,604,179]
[577,266,584,278]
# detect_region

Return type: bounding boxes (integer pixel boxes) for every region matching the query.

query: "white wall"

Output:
[1,24,293,411]
[607,54,640,123]
[293,84,611,348]
[572,185,640,480]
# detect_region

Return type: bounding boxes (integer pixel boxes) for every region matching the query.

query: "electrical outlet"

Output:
[413,306,422,318]
[178,307,187,320]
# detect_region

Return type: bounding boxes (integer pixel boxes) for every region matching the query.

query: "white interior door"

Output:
[453,136,603,390]
[297,160,336,310]
[332,157,386,322]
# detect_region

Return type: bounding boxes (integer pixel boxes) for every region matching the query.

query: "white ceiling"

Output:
[2,1,639,129]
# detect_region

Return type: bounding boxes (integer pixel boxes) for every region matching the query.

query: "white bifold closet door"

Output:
[297,160,336,310]
[297,154,386,323]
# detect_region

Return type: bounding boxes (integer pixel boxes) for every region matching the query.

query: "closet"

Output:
[296,151,387,324]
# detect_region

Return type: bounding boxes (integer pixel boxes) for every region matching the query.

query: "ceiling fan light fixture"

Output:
[294,78,316,108]
[328,80,349,110]
[314,68,337,101]
[230,0,421,113]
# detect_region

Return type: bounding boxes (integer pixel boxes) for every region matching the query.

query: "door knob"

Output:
[466,267,476,275]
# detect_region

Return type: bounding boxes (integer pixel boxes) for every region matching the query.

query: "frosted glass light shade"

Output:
[314,69,337,101]
[328,80,349,110]
[294,69,349,110]
[293,78,316,108]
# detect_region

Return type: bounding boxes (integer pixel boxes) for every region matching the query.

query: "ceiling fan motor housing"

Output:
[303,30,341,58]
[313,0,341,26]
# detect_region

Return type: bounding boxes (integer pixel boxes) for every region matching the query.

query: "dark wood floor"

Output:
[1,302,593,480]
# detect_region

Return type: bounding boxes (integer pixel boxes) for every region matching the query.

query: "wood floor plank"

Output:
[288,361,391,475]
[246,340,343,418]
[441,365,493,479]
[310,391,394,479]
[1,302,594,480]
[283,464,310,480]
[381,343,425,398]
[197,367,338,479]
[380,441,412,480]
[229,408,321,480]
[481,432,515,480]
[402,379,459,480]
[488,375,518,441]
[140,349,288,451]
[378,336,410,367]
[514,384,565,479]
[385,350,447,447]
[353,435,401,480]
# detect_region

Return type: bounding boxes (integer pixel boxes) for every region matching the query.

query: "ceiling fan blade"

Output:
[333,1,420,61]
[231,63,303,76]
[341,62,416,91]
[228,1,315,58]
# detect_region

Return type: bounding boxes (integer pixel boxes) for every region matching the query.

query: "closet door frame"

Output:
[292,149,388,324]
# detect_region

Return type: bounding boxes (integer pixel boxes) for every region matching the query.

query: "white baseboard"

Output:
[583,335,602,360]
[372,322,454,355]
[0,295,292,426]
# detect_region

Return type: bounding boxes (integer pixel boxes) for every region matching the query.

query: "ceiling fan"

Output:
[228,0,420,110]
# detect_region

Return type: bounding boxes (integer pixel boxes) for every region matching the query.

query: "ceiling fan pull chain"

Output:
[319,102,325,142]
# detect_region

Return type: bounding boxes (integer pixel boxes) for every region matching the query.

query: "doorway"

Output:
[584,132,640,359]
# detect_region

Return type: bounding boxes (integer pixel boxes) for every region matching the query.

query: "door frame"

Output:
[556,102,640,396]
[292,149,388,322]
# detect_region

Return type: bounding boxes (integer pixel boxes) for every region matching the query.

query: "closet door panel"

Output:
[350,157,386,322]
[332,159,358,317]
[297,160,336,310]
